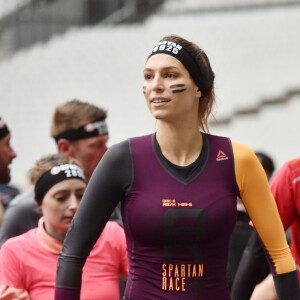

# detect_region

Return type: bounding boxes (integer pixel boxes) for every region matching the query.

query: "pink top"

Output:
[0,218,128,300]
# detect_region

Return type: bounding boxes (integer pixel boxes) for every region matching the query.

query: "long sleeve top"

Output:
[231,156,300,299]
[55,133,297,300]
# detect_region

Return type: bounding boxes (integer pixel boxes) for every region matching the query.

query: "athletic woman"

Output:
[55,35,299,300]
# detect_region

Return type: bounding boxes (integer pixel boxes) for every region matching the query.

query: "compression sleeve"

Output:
[231,141,299,300]
[232,140,295,274]
[55,140,133,300]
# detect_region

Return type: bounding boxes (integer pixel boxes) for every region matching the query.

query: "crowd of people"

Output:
[0,99,122,246]
[0,34,300,300]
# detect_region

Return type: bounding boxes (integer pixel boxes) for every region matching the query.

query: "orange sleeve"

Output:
[232,140,296,275]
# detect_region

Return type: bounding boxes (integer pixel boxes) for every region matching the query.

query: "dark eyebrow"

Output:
[53,187,86,194]
[144,66,180,72]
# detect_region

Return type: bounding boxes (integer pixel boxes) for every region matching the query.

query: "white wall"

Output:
[1,5,300,189]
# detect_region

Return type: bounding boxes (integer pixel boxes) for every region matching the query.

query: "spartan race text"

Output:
[161,263,204,291]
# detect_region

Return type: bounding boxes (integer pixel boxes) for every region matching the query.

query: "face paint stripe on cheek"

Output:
[170,84,185,88]
[172,89,187,93]
[170,84,187,94]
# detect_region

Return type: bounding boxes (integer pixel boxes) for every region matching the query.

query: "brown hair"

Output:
[159,35,215,132]
[28,153,82,185]
[50,99,107,138]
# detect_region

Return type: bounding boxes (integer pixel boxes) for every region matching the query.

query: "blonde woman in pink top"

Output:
[0,154,128,300]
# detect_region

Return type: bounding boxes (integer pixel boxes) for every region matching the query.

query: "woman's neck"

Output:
[43,222,66,242]
[155,123,203,166]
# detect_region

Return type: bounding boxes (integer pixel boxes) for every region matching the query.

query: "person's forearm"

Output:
[0,284,30,300]
[231,231,270,299]
[250,274,277,300]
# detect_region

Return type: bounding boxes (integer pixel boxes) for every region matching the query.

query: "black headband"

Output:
[54,120,108,143]
[0,118,10,140]
[34,163,86,205]
[148,40,204,92]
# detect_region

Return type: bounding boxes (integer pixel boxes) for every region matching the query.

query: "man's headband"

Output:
[0,117,10,140]
[148,40,204,92]
[53,120,108,143]
[34,163,86,205]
